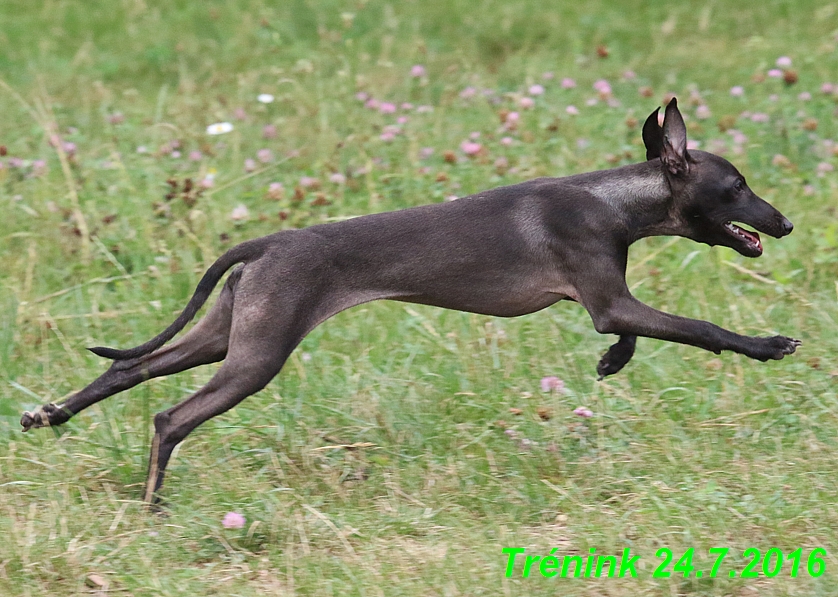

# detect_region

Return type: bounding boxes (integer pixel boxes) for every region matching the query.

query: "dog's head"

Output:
[643,98,793,257]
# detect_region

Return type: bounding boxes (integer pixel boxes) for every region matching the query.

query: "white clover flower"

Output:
[200,170,216,188]
[230,205,250,221]
[206,122,234,135]
[257,94,275,104]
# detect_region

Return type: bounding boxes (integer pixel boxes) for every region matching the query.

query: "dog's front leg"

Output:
[583,289,800,363]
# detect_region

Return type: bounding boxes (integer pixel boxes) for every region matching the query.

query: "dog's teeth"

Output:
[725,222,755,244]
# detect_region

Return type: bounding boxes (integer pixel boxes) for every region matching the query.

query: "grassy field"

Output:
[1,0,837,594]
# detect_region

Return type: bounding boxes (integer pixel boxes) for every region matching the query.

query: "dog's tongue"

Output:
[739,226,761,248]
[728,222,762,252]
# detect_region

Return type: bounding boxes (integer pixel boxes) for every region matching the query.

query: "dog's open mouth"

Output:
[724,222,762,255]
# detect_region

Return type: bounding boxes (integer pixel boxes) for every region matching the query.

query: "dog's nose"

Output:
[781,218,794,236]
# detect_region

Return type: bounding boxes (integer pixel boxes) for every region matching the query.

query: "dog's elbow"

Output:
[590,308,630,336]
[591,312,616,335]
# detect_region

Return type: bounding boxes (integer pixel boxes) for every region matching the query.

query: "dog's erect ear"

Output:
[642,107,663,160]
[660,98,689,176]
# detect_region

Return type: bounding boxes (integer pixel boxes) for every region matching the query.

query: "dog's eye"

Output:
[733,180,744,193]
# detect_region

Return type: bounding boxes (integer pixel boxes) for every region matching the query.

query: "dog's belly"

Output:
[396,284,578,318]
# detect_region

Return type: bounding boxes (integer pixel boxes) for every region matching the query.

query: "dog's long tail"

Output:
[88,238,269,361]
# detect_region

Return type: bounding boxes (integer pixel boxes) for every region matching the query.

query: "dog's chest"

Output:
[491,270,581,315]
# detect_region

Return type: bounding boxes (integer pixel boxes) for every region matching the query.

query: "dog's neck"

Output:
[565,160,684,244]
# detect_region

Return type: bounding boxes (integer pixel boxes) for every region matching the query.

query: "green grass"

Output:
[1,0,838,594]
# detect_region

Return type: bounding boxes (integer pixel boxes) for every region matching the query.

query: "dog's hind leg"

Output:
[20,267,244,431]
[596,334,637,379]
[142,307,310,504]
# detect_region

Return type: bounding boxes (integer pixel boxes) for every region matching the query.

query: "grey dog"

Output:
[21,99,799,504]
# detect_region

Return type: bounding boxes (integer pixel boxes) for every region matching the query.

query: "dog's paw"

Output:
[596,335,637,379]
[20,403,68,432]
[755,336,801,361]
[596,354,623,379]
[20,409,47,432]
